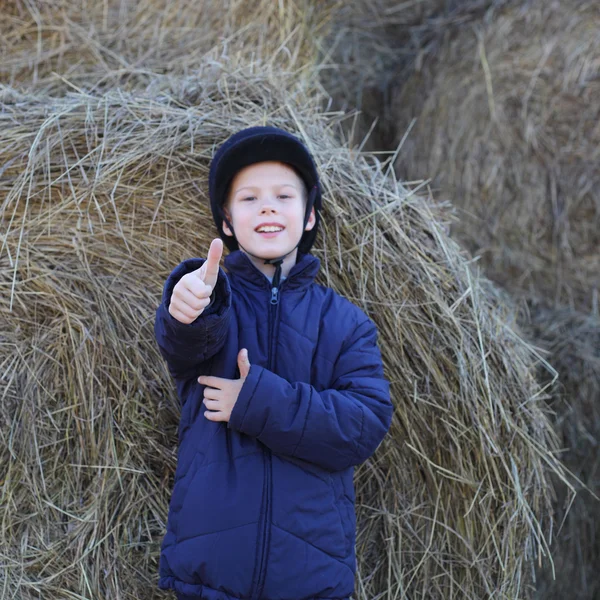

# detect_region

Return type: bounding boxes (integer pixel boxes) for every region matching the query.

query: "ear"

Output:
[304,206,316,231]
[222,207,234,237]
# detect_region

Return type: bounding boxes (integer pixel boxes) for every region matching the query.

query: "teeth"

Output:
[257,226,283,233]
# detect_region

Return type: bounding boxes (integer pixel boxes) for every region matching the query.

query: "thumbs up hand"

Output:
[169,238,223,324]
[199,349,251,423]
[193,237,223,290]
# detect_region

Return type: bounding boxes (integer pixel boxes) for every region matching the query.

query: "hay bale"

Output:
[519,302,600,600]
[2,0,511,151]
[0,57,568,599]
[0,0,329,93]
[321,0,512,150]
[391,0,600,313]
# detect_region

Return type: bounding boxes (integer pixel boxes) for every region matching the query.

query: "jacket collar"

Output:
[224,249,320,291]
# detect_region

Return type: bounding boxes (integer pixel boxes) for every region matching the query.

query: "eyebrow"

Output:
[233,186,257,194]
[233,183,299,194]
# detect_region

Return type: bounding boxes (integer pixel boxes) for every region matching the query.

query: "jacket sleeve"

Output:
[228,317,393,472]
[154,257,231,381]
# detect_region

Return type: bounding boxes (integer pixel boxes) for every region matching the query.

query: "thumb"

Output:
[202,238,223,288]
[237,348,251,379]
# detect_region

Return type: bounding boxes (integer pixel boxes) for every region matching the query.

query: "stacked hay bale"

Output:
[388,1,600,597]
[391,0,600,313]
[1,62,567,599]
[520,302,600,600]
[321,0,513,150]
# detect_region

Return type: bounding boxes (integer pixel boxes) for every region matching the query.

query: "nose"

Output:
[259,200,277,214]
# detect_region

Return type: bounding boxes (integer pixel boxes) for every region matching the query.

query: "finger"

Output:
[177,286,211,310]
[238,348,251,379]
[202,387,221,400]
[168,306,193,324]
[184,277,212,300]
[191,262,206,281]
[169,303,197,322]
[204,410,225,422]
[198,375,228,387]
[202,238,223,288]
[202,398,220,408]
[171,295,210,319]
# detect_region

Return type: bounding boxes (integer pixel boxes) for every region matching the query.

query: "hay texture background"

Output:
[379,0,600,597]
[391,0,600,314]
[520,302,600,599]
[0,1,574,599]
[1,0,330,94]
[321,0,513,151]
[1,60,568,598]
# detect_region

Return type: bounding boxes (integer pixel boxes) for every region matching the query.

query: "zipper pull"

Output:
[270,287,279,305]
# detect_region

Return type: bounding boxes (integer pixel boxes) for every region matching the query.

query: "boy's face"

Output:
[222,161,316,263]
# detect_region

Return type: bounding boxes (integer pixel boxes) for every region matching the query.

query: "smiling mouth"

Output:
[256,229,284,238]
[255,226,285,233]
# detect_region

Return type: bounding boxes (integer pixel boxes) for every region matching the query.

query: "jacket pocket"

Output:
[270,454,347,559]
[174,451,264,542]
[166,452,264,598]
[169,426,220,530]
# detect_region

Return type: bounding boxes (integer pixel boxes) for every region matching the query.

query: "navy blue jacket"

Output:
[154,249,393,600]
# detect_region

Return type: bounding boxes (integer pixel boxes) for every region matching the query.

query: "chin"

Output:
[254,245,293,258]
[243,240,296,259]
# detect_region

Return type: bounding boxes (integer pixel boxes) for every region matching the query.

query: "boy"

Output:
[154,126,393,600]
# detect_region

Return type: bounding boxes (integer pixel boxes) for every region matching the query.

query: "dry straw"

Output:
[390,0,600,314]
[320,0,512,150]
[1,56,570,598]
[1,0,511,147]
[519,302,600,600]
[0,0,576,598]
[383,1,600,596]
[1,0,332,93]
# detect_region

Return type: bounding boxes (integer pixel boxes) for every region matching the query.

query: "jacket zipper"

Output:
[252,277,282,600]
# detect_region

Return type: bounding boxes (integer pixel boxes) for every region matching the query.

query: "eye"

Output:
[278,194,291,199]
[242,196,256,202]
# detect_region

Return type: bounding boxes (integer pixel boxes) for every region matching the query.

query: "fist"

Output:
[169,238,223,324]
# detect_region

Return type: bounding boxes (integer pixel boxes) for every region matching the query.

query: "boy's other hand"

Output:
[168,238,224,324]
[199,349,251,423]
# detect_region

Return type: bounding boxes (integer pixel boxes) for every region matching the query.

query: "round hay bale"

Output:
[0,60,567,598]
[391,0,600,313]
[519,302,600,600]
